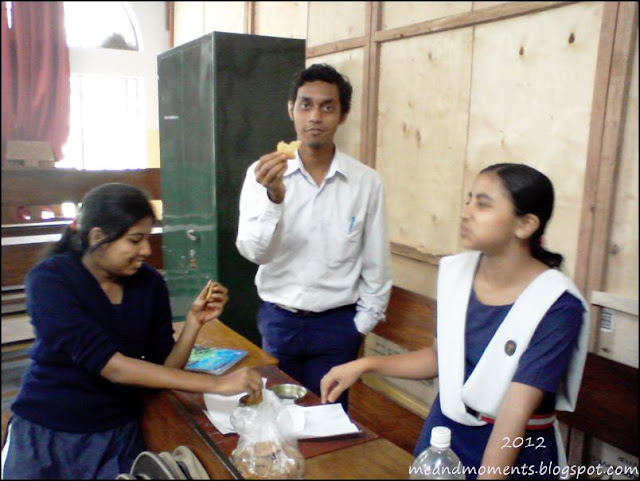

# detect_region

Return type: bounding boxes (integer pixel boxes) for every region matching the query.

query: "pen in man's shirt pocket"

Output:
[348,216,355,233]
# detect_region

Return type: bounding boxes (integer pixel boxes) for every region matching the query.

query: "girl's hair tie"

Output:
[70,220,77,231]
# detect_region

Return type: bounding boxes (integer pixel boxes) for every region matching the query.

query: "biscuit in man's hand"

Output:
[276,140,301,159]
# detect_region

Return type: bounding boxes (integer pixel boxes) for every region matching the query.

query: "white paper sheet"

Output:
[202,394,359,439]
[291,404,360,439]
[203,392,244,434]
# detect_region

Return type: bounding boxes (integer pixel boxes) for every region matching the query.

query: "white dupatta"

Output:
[436,251,590,427]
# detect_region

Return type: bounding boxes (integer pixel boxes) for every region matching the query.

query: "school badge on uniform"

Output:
[504,340,517,356]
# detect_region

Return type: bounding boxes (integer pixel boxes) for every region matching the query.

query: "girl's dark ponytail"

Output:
[39,222,86,260]
[530,234,563,269]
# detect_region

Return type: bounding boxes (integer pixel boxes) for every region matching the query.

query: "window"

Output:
[58,74,145,170]
[56,2,146,170]
[63,1,140,51]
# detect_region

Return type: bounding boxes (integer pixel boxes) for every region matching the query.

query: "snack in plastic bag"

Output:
[230,388,305,479]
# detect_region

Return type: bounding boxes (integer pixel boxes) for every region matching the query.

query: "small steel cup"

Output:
[269,383,308,404]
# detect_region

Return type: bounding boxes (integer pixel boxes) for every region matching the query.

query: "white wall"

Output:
[67,2,170,167]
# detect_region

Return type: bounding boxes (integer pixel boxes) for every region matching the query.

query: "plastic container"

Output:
[410,426,465,480]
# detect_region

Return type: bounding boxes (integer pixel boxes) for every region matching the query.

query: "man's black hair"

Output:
[288,63,353,115]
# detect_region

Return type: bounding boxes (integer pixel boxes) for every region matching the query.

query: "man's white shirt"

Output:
[236,149,392,334]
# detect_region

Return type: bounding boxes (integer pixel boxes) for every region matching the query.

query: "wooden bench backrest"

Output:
[373,286,436,351]
[1,168,163,288]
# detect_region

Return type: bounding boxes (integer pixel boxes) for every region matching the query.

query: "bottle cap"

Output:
[430,426,451,448]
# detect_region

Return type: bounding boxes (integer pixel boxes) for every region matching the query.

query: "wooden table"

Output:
[141,319,414,479]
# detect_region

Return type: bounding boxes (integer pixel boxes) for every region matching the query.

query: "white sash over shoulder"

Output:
[436,251,589,426]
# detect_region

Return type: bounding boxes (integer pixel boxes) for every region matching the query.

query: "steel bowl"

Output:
[269,383,308,403]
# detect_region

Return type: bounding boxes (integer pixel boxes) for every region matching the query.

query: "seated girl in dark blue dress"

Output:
[1,183,263,479]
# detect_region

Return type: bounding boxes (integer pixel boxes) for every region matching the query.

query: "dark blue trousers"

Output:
[1,414,146,479]
[257,301,362,411]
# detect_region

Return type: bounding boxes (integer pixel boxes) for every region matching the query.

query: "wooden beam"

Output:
[244,1,255,35]
[360,2,382,167]
[574,2,618,296]
[166,2,175,48]
[373,1,576,44]
[390,242,446,266]
[575,2,639,351]
[591,291,638,316]
[1,168,161,206]
[306,36,367,59]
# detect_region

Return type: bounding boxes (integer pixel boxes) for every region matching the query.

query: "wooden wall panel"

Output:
[306,49,365,161]
[203,2,245,35]
[391,255,439,299]
[173,2,205,46]
[255,2,308,39]
[376,30,473,255]
[307,2,366,47]
[381,2,472,31]
[465,2,604,279]
[605,35,638,299]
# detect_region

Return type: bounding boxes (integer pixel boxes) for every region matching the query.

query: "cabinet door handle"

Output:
[186,229,198,241]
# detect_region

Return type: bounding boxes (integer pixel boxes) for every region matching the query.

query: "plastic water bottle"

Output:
[410,426,465,479]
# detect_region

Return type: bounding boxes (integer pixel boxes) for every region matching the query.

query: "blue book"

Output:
[186,345,248,375]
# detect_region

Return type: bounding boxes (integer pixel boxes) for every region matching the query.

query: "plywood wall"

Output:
[307,2,366,46]
[254,2,307,39]
[307,49,365,160]
[173,2,206,46]
[465,2,604,280]
[203,2,245,34]
[377,29,473,258]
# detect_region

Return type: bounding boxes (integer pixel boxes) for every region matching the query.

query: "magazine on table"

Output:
[185,344,248,375]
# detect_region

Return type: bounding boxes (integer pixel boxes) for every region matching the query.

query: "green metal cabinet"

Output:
[157,32,305,345]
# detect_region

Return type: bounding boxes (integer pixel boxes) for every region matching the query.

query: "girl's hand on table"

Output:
[213,367,263,399]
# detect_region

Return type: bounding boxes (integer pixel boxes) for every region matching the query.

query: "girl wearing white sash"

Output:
[320,164,588,479]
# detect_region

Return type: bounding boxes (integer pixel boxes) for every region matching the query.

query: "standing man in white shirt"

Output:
[236,63,392,410]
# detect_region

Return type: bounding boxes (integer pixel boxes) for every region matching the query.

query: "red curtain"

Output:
[1,1,70,163]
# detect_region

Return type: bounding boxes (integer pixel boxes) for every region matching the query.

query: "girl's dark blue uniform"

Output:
[2,251,175,479]
[415,289,583,480]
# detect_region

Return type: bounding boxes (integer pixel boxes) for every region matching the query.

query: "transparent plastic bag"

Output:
[230,388,305,479]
